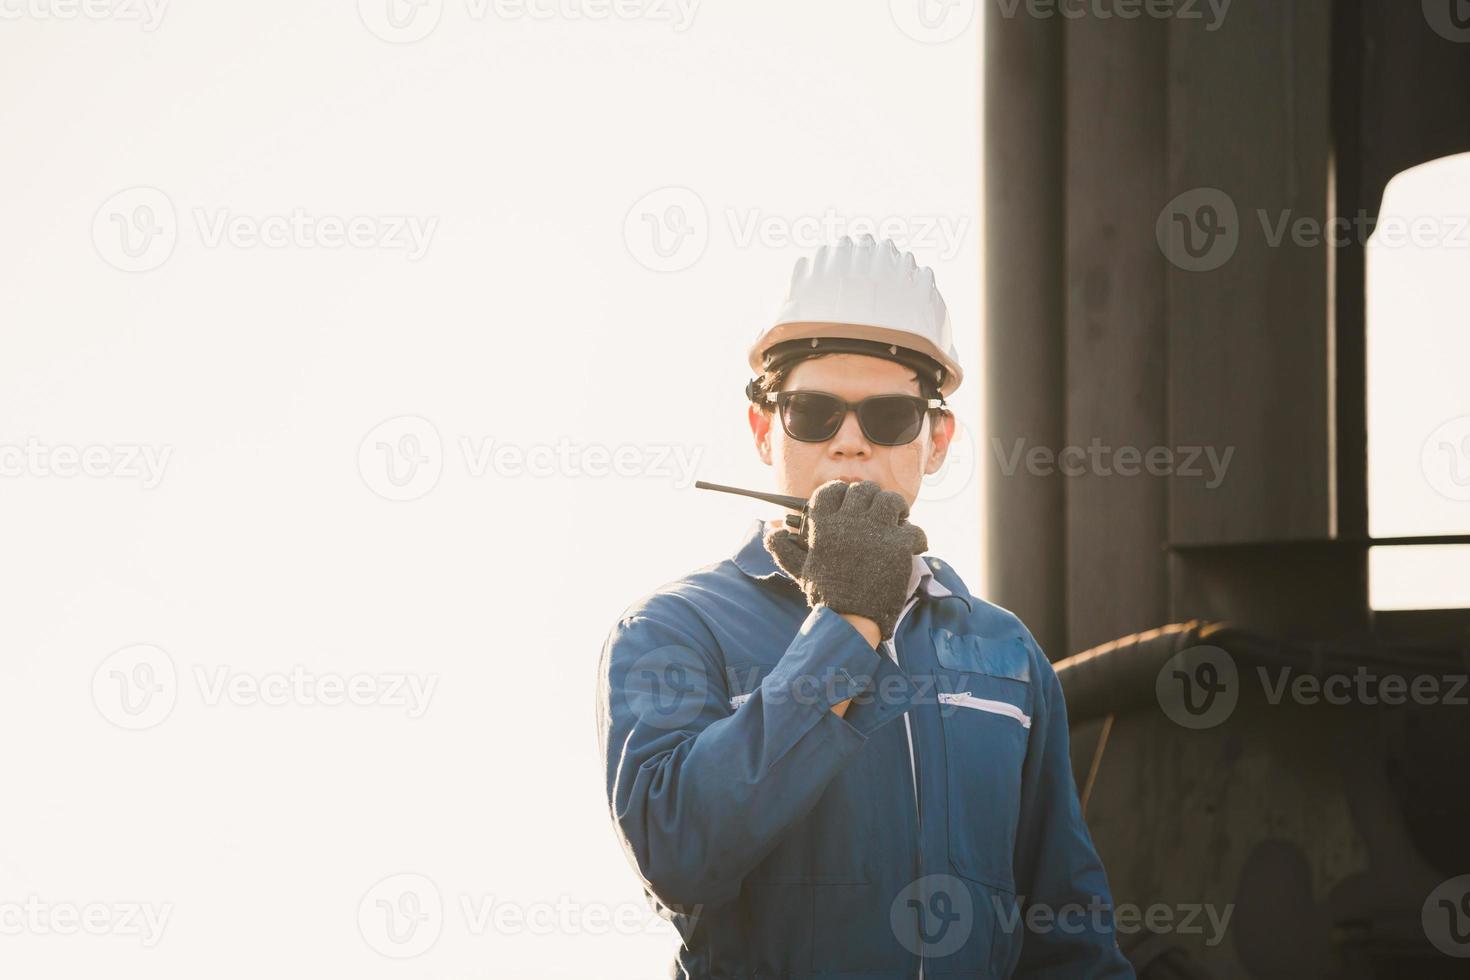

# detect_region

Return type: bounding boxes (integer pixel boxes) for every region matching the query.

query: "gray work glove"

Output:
[761,479,928,642]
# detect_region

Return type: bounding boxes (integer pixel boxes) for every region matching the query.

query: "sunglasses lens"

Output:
[859,396,926,445]
[782,392,845,441]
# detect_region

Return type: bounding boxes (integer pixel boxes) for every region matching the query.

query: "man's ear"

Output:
[749,403,773,465]
[925,411,956,476]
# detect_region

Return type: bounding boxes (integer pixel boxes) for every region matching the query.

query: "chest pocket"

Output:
[932,628,1033,893]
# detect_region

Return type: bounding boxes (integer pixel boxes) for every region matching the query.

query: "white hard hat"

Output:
[746,234,963,399]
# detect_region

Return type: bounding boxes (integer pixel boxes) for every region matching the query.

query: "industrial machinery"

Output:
[985,2,1470,975]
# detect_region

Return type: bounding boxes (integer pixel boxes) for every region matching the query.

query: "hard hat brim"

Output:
[747,321,963,399]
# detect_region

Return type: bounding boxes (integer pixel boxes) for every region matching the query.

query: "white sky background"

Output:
[1366,153,1470,610]
[0,3,982,978]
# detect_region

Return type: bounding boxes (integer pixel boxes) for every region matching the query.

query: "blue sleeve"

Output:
[1010,639,1135,978]
[595,598,917,916]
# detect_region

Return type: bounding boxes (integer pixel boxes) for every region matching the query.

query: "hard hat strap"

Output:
[758,337,949,397]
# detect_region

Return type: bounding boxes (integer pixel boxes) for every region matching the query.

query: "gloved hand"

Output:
[761,479,928,642]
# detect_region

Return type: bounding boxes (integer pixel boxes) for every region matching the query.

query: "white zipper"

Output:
[937,691,1032,729]
[883,592,923,978]
[882,597,923,824]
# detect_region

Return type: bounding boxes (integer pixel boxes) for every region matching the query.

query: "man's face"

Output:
[748,353,955,513]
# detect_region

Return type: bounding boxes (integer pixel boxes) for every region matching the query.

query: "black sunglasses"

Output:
[766,389,943,446]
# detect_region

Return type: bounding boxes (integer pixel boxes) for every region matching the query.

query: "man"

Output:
[596,235,1132,977]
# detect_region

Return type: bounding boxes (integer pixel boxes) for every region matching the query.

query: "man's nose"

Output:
[827,410,870,454]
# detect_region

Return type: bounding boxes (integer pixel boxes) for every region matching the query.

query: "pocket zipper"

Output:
[937,691,1032,729]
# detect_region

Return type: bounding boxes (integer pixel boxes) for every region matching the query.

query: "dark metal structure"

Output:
[984,2,1470,975]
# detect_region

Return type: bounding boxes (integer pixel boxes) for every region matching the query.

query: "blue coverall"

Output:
[596,517,1134,978]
